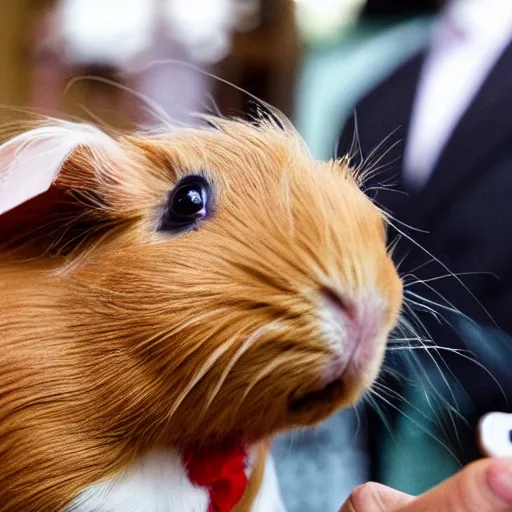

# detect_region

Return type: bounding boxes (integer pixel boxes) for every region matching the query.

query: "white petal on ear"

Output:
[0,121,118,216]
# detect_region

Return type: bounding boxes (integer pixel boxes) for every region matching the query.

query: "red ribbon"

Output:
[185,443,248,512]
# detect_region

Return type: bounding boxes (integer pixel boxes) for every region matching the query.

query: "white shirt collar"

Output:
[403,0,512,190]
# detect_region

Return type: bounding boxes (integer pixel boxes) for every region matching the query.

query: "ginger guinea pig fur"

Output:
[0,115,402,511]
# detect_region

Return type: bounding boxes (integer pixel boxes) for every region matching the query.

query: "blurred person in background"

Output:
[337,0,512,495]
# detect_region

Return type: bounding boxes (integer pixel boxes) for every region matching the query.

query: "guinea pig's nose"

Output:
[288,287,387,417]
[318,286,387,380]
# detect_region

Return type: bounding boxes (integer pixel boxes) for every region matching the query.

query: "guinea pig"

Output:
[0,114,402,512]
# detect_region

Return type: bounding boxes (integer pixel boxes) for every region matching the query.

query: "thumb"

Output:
[400,457,512,512]
[339,482,415,512]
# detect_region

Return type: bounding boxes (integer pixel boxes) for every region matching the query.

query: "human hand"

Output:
[340,457,512,512]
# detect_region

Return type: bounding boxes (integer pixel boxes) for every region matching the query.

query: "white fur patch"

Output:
[65,448,287,512]
[318,293,351,358]
[65,448,209,512]
[0,121,117,215]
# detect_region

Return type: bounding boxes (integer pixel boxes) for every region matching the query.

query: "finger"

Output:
[399,457,512,512]
[340,482,415,512]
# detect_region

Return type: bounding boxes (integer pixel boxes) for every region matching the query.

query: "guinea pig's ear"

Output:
[0,122,119,215]
[0,121,121,259]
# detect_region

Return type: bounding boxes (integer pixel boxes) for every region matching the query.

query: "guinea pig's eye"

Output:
[159,175,211,233]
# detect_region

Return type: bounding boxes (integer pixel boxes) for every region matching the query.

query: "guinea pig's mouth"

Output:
[287,378,345,414]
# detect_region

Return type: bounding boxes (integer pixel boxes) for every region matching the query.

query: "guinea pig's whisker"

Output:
[405,289,475,326]
[230,353,295,419]
[401,330,508,406]
[163,322,281,431]
[364,185,409,203]
[405,310,465,404]
[400,277,506,404]
[362,392,407,460]
[388,219,495,327]
[394,247,414,274]
[385,340,468,426]
[387,345,466,353]
[405,348,466,448]
[352,401,363,441]
[404,296,443,323]
[388,282,508,438]
[350,126,401,187]
[394,313,462,414]
[64,76,173,128]
[402,271,498,288]
[359,149,402,181]
[163,342,235,430]
[386,232,401,254]
[371,380,439,427]
[358,151,402,191]
[202,92,223,119]
[76,104,120,133]
[393,246,410,274]
[345,109,362,165]
[201,324,276,414]
[359,128,400,174]
[367,386,462,466]
[387,336,434,344]
[134,59,300,137]
[403,258,438,276]
[391,367,461,451]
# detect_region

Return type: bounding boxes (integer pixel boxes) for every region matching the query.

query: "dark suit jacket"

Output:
[338,41,512,472]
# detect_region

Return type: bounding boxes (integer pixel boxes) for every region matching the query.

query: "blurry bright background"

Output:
[59,0,367,65]
[295,0,366,42]
[0,0,440,146]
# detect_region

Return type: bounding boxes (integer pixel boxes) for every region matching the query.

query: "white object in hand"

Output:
[478,412,512,457]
